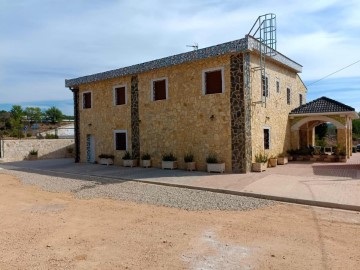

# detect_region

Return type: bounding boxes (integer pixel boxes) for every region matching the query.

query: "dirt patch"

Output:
[0,173,359,269]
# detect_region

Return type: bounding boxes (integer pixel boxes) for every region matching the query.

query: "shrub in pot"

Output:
[98,154,114,165]
[252,153,268,172]
[269,155,278,167]
[277,153,288,165]
[184,153,196,171]
[206,153,225,173]
[141,153,151,168]
[122,151,137,167]
[162,153,178,169]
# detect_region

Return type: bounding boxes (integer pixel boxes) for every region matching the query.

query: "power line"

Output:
[306,59,360,87]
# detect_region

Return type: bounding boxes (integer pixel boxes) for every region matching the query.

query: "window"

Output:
[114,130,127,151]
[264,128,270,150]
[299,94,303,106]
[203,68,224,95]
[276,80,280,93]
[262,75,269,97]
[114,85,127,105]
[83,92,92,109]
[151,78,168,101]
[287,88,291,105]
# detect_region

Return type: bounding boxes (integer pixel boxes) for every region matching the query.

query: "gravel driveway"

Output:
[1,169,276,211]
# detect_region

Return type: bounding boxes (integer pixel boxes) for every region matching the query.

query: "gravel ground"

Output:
[1,168,276,211]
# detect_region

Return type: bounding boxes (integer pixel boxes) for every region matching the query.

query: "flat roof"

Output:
[65,35,302,88]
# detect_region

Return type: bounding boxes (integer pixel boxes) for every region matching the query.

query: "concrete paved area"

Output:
[1,154,360,211]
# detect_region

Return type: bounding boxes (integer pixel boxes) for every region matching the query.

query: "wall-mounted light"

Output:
[88,123,92,127]
[210,115,215,120]
[265,116,270,121]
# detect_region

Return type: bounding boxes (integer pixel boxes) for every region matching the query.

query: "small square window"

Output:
[152,78,167,101]
[262,75,269,97]
[114,86,126,105]
[83,92,92,109]
[276,80,280,93]
[203,69,223,95]
[287,88,291,105]
[114,131,127,151]
[264,128,270,150]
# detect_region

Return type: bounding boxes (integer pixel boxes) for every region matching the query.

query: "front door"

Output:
[86,135,95,163]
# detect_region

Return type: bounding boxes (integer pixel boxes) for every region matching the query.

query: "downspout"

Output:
[70,87,80,163]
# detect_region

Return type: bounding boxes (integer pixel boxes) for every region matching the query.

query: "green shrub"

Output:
[122,151,132,160]
[29,149,38,155]
[206,153,218,164]
[255,153,268,163]
[141,153,151,160]
[45,134,58,139]
[184,153,194,163]
[162,153,177,161]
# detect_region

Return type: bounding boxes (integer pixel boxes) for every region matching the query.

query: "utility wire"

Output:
[306,59,360,87]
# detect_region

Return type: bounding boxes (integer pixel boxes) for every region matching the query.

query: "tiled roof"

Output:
[290,96,355,114]
[65,36,302,88]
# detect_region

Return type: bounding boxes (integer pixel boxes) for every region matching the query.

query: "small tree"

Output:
[45,106,64,123]
[25,107,43,124]
[10,105,24,121]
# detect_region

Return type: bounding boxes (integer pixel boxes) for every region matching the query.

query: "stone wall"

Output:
[78,55,232,171]
[250,54,307,160]
[0,139,74,162]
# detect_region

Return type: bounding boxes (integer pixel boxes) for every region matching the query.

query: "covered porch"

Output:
[289,97,358,158]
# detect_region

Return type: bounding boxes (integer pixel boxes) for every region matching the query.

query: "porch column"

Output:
[291,129,300,149]
[337,128,348,158]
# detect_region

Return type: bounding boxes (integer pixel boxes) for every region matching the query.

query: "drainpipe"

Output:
[70,87,80,163]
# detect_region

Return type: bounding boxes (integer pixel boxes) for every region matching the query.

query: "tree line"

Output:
[0,105,73,138]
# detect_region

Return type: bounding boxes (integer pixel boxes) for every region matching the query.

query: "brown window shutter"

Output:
[116,87,126,105]
[154,80,166,100]
[205,70,222,94]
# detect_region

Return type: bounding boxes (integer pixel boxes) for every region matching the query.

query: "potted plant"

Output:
[311,148,322,161]
[98,154,114,165]
[206,153,225,173]
[29,149,38,160]
[184,153,196,171]
[141,153,151,168]
[269,155,278,167]
[162,153,178,170]
[252,153,268,172]
[286,149,295,161]
[277,153,288,165]
[122,151,137,167]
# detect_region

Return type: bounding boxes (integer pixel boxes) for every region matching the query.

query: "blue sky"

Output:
[0,0,359,115]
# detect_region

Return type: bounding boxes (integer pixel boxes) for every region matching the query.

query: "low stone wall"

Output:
[0,139,75,162]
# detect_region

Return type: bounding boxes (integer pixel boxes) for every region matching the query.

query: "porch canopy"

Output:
[289,96,359,158]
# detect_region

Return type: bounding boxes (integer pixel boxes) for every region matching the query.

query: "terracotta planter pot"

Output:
[123,159,137,167]
[162,161,178,170]
[141,159,151,168]
[277,157,288,165]
[252,162,267,172]
[186,162,196,171]
[207,163,225,173]
[269,158,277,167]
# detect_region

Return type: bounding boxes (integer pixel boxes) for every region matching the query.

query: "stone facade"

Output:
[73,52,305,172]
[0,139,74,162]
[250,54,307,159]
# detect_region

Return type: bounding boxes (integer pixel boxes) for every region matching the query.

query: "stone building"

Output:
[66,34,350,173]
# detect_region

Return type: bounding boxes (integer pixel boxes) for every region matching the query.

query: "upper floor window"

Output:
[262,75,269,97]
[203,68,224,95]
[276,80,280,93]
[151,78,168,101]
[299,94,303,106]
[114,85,127,106]
[287,88,291,105]
[83,92,92,109]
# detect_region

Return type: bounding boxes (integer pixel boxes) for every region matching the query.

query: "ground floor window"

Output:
[264,128,270,150]
[114,130,127,151]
